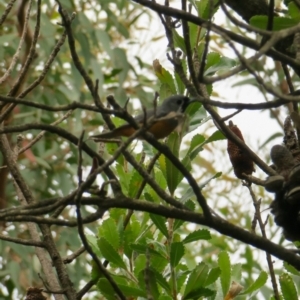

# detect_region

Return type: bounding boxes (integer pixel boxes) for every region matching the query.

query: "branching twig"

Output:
[246,184,280,300]
[0,0,33,84]
[74,129,126,300]
[0,0,17,26]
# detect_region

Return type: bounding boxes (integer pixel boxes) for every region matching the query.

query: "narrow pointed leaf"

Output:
[137,269,160,300]
[97,238,126,269]
[284,262,300,276]
[280,273,298,300]
[130,243,165,258]
[218,251,231,297]
[184,262,209,297]
[184,287,215,299]
[204,267,221,286]
[150,214,168,237]
[128,170,143,197]
[174,200,195,230]
[152,268,172,294]
[165,132,182,195]
[250,16,298,31]
[183,229,211,244]
[181,172,221,202]
[97,278,117,300]
[119,284,147,298]
[240,271,268,295]
[155,65,176,94]
[98,218,119,250]
[170,242,185,267]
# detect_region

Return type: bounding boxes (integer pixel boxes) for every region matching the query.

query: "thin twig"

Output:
[246,183,280,300]
[0,0,17,26]
[0,0,33,84]
[74,128,126,300]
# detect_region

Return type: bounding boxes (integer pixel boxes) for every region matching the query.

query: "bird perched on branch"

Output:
[90,95,196,141]
[267,144,300,241]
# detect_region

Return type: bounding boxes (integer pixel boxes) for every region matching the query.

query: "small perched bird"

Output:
[270,144,296,180]
[268,144,300,241]
[90,95,196,141]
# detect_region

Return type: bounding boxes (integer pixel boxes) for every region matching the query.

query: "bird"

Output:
[90,95,196,141]
[270,144,296,180]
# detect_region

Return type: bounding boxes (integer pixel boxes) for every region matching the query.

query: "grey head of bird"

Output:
[270,145,295,170]
[156,95,194,118]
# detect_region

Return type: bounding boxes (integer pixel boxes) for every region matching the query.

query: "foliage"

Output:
[1,0,300,299]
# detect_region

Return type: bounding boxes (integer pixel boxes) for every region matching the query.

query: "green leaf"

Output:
[133,255,146,278]
[177,267,190,293]
[165,132,182,195]
[204,56,237,75]
[189,130,225,160]
[196,0,219,19]
[289,2,300,20]
[204,267,221,286]
[183,229,211,244]
[188,104,207,132]
[240,271,268,295]
[284,262,300,276]
[218,251,231,297]
[280,273,298,300]
[158,296,173,300]
[181,172,221,202]
[189,22,200,49]
[97,238,126,270]
[86,235,102,257]
[175,72,185,94]
[96,29,113,57]
[97,278,116,300]
[250,16,299,31]
[98,218,120,250]
[91,260,101,281]
[205,52,221,72]
[152,268,172,294]
[158,154,167,180]
[130,243,165,258]
[172,29,186,54]
[173,200,195,230]
[112,47,130,85]
[170,242,185,267]
[137,269,160,299]
[123,220,142,257]
[187,134,206,155]
[159,83,174,101]
[147,239,168,257]
[205,130,226,143]
[118,284,147,298]
[184,287,215,299]
[149,214,169,237]
[231,263,242,280]
[128,169,143,197]
[155,66,177,94]
[184,262,209,297]
[199,172,222,189]
[185,101,203,117]
[35,157,52,170]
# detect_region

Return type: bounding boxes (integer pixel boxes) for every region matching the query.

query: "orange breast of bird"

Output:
[148,118,181,139]
[115,118,179,139]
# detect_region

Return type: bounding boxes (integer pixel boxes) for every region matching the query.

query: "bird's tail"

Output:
[89,124,136,142]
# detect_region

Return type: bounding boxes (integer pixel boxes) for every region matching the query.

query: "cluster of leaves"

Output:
[1,0,300,299]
